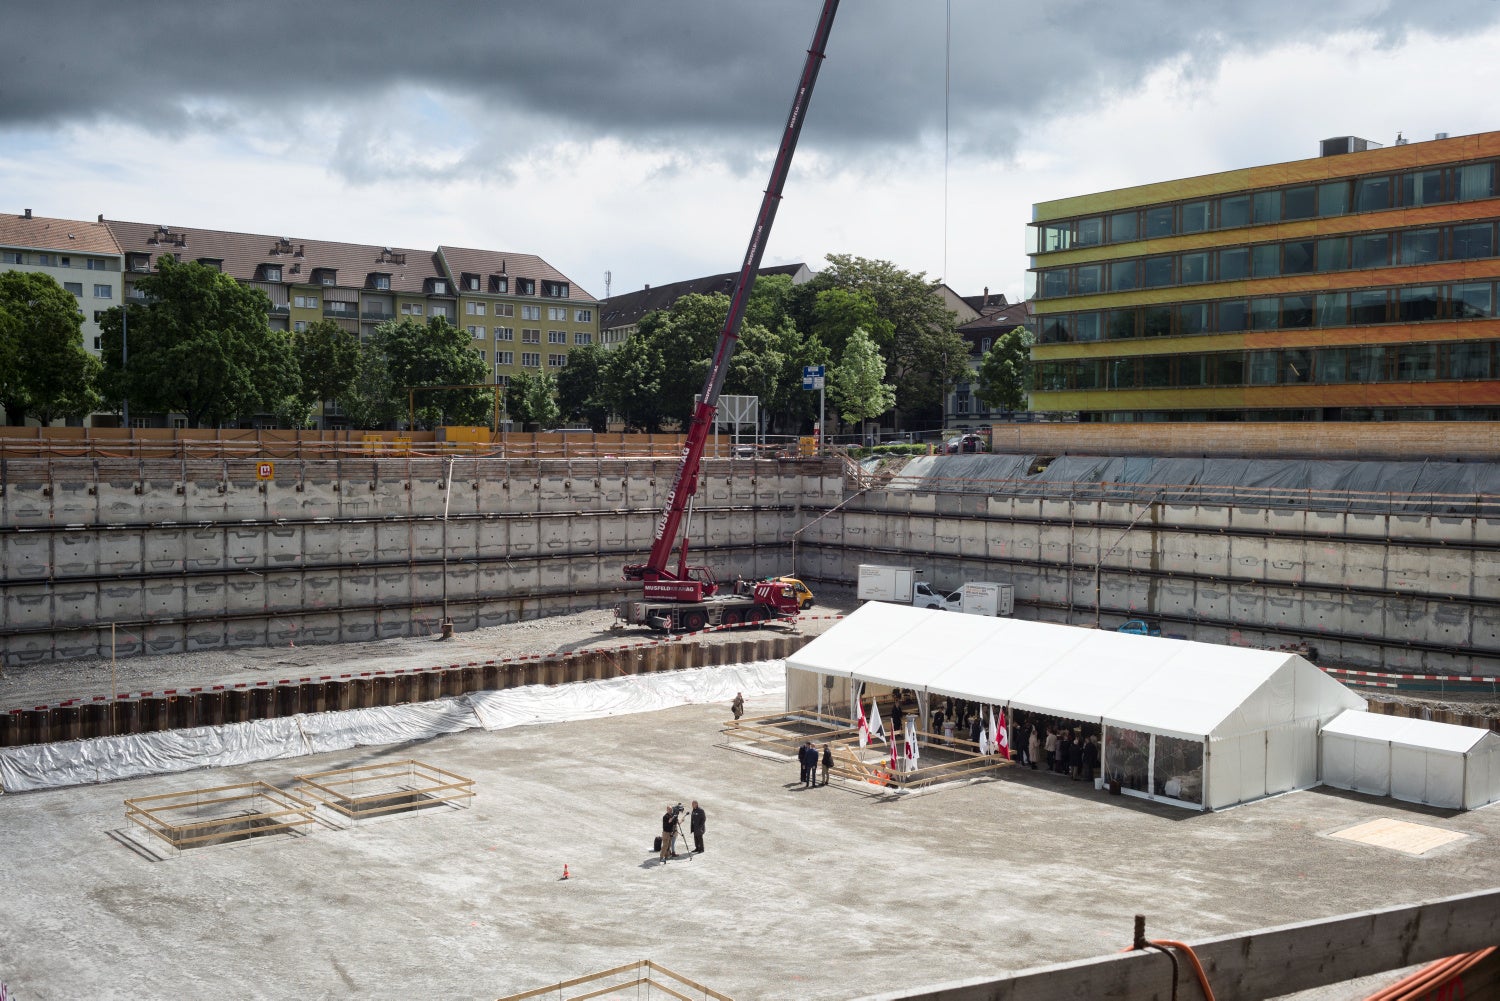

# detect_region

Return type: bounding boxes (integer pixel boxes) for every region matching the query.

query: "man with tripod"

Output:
[659,804,681,862]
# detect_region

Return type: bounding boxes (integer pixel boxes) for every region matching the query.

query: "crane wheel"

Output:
[682,611,708,632]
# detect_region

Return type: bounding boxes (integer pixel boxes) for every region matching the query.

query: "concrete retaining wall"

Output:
[0,457,839,666]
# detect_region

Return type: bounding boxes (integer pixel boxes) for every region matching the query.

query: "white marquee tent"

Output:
[1320,710,1500,810]
[786,603,1366,811]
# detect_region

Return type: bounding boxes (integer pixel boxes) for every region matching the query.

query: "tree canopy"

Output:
[508,370,561,429]
[98,258,295,428]
[828,326,896,428]
[0,271,101,425]
[975,325,1034,414]
[556,341,610,431]
[365,316,490,428]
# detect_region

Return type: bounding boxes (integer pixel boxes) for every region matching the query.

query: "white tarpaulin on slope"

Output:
[1321,709,1500,810]
[0,661,784,794]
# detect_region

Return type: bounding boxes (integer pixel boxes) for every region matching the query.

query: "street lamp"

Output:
[120,302,129,428]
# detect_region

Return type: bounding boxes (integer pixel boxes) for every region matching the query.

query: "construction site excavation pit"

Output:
[3,642,1499,1000]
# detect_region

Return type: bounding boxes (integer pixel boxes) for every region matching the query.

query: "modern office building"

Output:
[0,209,123,358]
[1028,131,1500,421]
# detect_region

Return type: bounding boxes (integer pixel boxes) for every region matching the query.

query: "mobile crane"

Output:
[616,0,840,633]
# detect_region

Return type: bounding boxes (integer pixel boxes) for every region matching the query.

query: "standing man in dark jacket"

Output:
[689,801,706,853]
[660,805,679,862]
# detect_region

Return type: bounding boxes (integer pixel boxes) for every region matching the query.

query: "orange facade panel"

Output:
[1032,381,1500,413]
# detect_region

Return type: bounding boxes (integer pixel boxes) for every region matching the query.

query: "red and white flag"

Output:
[889,734,898,771]
[995,707,1010,759]
[904,717,920,770]
[857,698,870,748]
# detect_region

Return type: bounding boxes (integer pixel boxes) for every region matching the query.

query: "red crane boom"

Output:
[623,0,841,603]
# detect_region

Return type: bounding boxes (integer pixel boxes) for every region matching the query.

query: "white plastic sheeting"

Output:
[0,661,784,794]
[1320,710,1500,810]
[786,603,1365,810]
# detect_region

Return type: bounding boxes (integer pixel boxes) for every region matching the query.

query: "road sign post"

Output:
[802,365,825,455]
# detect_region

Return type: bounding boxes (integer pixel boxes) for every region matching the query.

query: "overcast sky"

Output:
[5,1,1500,303]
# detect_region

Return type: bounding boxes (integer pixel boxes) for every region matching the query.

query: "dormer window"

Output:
[463,273,481,292]
[427,278,449,295]
[196,258,223,271]
[516,277,536,296]
[542,280,569,298]
[368,272,391,290]
[312,268,337,286]
[127,253,151,272]
[259,264,283,282]
[489,275,508,294]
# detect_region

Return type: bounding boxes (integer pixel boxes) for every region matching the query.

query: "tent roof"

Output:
[1322,709,1497,754]
[788,603,1364,740]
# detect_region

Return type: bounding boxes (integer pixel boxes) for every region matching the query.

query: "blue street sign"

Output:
[802,364,826,390]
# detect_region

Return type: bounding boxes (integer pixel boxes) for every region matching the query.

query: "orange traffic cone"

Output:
[561,864,570,880]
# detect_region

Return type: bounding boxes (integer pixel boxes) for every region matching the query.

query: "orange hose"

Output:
[1148,939,1217,1001]
[1364,946,1496,1001]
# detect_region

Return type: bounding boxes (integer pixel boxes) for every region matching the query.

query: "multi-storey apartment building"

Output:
[1028,131,1500,421]
[436,246,597,387]
[0,209,123,358]
[99,221,596,425]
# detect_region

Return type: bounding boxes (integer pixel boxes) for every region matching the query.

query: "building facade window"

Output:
[521,352,540,367]
[547,306,567,321]
[497,351,514,365]
[521,328,540,343]
[548,330,566,343]
[574,332,592,345]
[468,325,485,338]
[495,326,514,341]
[93,284,112,299]
[494,303,515,318]
[401,303,424,316]
[467,301,486,315]
[575,308,593,323]
[430,305,449,319]
[521,305,541,320]
[64,281,83,296]
[294,295,319,309]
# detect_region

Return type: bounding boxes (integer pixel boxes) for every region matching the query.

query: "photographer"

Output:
[659,803,681,862]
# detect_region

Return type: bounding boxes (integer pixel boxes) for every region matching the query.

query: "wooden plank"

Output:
[495,960,645,1000]
[849,888,1500,1001]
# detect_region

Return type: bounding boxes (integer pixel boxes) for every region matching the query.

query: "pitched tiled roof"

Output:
[103,219,445,294]
[960,290,1010,313]
[0,211,120,255]
[437,246,595,302]
[599,263,811,330]
[958,299,1033,348]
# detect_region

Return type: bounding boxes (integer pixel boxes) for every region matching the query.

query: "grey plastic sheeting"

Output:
[0,661,783,794]
[893,453,1500,513]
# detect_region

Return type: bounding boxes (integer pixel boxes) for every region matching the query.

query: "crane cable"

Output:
[943,0,951,283]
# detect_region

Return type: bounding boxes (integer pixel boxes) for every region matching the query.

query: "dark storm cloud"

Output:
[4,0,1498,171]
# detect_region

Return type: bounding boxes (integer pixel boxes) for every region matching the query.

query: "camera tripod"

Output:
[662,807,694,861]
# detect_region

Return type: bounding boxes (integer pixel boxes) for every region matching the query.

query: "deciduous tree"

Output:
[508,371,561,429]
[0,271,101,425]
[975,325,1034,414]
[97,258,295,427]
[829,327,896,438]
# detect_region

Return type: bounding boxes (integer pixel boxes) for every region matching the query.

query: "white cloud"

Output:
[6,23,1500,305]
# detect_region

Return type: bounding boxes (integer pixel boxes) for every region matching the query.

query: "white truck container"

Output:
[958,581,1014,617]
[857,564,921,604]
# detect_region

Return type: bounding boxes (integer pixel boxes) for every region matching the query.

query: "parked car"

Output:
[942,433,987,454]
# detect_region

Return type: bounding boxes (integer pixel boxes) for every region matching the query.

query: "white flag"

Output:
[978,720,990,756]
[868,698,886,743]
[904,717,920,769]
[988,706,998,756]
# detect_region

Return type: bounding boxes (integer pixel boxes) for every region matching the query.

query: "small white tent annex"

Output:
[1321,710,1500,810]
[786,603,1366,811]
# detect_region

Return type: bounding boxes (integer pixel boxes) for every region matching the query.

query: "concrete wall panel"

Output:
[52,584,97,627]
[225,528,262,568]
[3,533,49,579]
[337,523,374,563]
[221,578,265,615]
[185,621,227,652]
[342,572,376,609]
[4,485,51,527]
[51,482,96,524]
[265,526,300,569]
[185,579,227,618]
[303,522,342,564]
[98,584,143,623]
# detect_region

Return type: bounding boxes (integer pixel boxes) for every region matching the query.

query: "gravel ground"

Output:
[0,592,862,711]
[3,584,1493,725]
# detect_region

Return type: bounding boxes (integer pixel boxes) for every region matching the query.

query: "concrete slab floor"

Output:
[2,690,1497,1001]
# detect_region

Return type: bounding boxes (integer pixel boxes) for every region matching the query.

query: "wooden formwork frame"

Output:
[496,959,733,1001]
[124,781,315,851]
[723,712,1010,790]
[293,758,475,820]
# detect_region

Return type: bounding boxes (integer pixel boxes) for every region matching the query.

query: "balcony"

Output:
[360,310,394,322]
[268,304,290,315]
